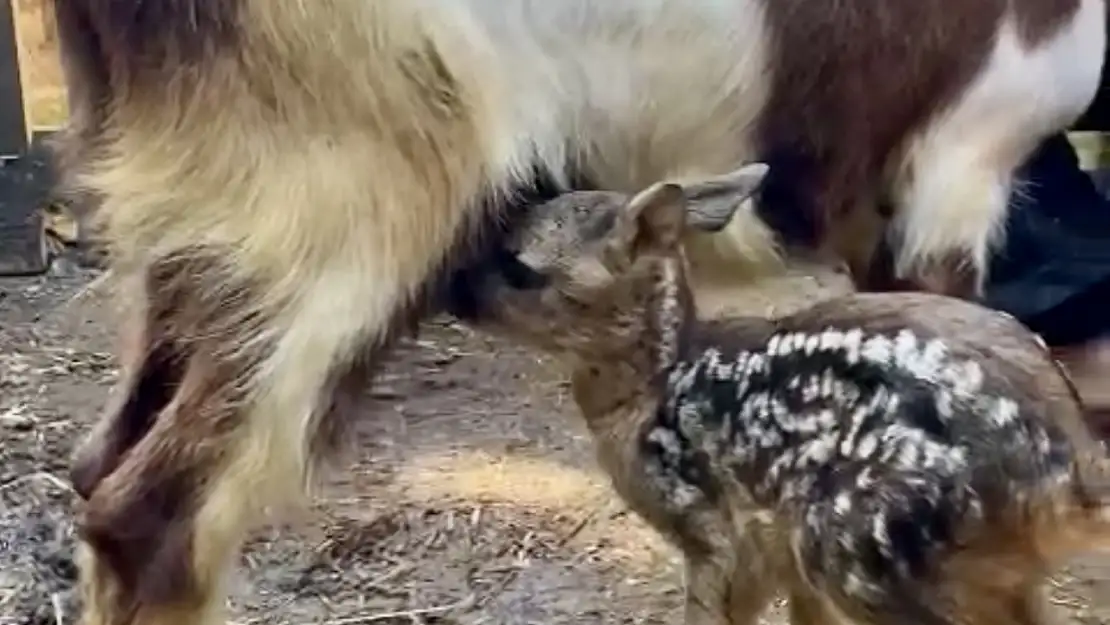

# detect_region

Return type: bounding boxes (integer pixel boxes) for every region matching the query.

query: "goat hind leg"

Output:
[75,345,259,625]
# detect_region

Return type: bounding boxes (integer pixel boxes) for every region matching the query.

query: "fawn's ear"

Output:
[679,162,770,232]
[608,182,688,264]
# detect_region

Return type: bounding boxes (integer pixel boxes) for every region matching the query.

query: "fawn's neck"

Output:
[568,297,778,439]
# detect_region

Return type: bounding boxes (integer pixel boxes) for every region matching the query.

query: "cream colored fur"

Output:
[72,4,779,623]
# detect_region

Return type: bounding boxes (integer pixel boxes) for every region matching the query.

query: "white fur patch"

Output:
[466,0,781,290]
[655,259,684,371]
[889,0,1104,289]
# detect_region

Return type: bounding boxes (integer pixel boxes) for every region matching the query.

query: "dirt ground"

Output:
[1,260,1110,625]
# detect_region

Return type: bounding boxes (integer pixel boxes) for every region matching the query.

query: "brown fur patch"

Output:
[757,1,1002,238]
[755,0,1081,255]
[76,359,239,612]
[60,0,242,71]
[71,252,269,612]
[47,0,244,239]
[69,340,181,501]
[1014,0,1085,47]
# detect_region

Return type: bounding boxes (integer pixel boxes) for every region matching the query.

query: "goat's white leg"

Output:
[888,0,1105,299]
[179,274,394,625]
[888,146,1016,298]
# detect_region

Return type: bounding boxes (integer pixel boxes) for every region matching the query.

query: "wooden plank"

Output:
[0,0,30,157]
[0,134,53,276]
[0,2,50,276]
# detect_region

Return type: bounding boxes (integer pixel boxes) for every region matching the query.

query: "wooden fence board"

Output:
[0,0,49,276]
[0,135,52,275]
[0,0,30,157]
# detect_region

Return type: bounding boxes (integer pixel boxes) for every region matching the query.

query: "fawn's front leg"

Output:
[683,513,778,625]
[788,587,836,625]
[726,515,779,625]
[684,552,734,625]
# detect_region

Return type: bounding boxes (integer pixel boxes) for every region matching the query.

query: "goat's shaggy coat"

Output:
[50,1,1104,624]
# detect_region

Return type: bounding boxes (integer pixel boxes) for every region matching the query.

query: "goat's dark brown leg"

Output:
[74,342,261,625]
[70,281,181,501]
[71,258,388,625]
[47,0,111,261]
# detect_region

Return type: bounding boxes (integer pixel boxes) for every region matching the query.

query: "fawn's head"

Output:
[470,163,770,362]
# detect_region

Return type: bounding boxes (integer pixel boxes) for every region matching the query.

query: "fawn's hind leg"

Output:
[943,551,1060,625]
[725,560,776,625]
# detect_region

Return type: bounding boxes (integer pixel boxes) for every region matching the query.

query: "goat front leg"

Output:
[72,258,392,625]
[75,345,264,625]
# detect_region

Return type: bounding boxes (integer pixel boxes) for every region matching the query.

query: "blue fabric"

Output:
[983,133,1110,346]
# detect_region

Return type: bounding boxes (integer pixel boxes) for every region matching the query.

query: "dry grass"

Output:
[12,0,65,128]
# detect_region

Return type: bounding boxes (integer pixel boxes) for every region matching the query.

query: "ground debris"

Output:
[0,468,80,625]
[1,265,1104,625]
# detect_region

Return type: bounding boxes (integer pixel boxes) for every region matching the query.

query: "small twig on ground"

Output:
[363,562,415,591]
[0,585,23,611]
[0,471,74,495]
[471,507,601,611]
[1049,596,1086,609]
[50,592,65,625]
[316,594,475,625]
[64,269,112,307]
[556,508,598,548]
